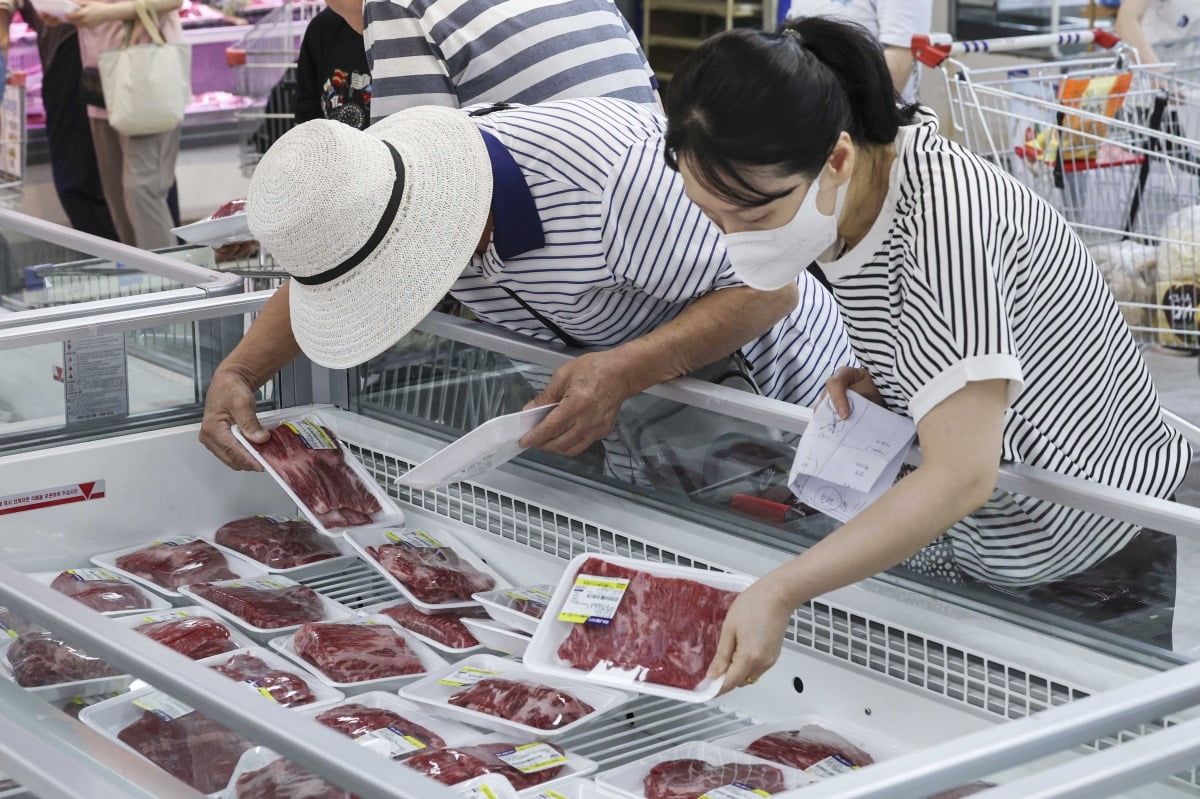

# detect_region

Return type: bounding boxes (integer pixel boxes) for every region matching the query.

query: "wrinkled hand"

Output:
[200,369,268,471]
[824,366,883,420]
[214,239,260,264]
[67,0,116,27]
[708,576,794,694]
[518,351,635,456]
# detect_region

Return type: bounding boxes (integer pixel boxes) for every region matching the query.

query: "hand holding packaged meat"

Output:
[118,709,254,794]
[49,569,153,612]
[208,198,247,219]
[293,622,426,683]
[366,543,496,604]
[403,742,567,791]
[375,602,484,650]
[188,580,329,629]
[234,758,354,799]
[743,725,874,774]
[447,677,595,731]
[114,539,238,589]
[135,616,239,660]
[6,632,119,687]
[643,759,787,799]
[210,652,318,707]
[315,702,447,753]
[215,516,342,570]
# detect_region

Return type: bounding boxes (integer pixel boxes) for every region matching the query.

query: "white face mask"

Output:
[722,172,849,290]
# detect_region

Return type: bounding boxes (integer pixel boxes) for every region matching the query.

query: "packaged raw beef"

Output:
[209,198,247,219]
[376,603,483,649]
[60,693,120,719]
[6,632,119,687]
[249,420,382,529]
[210,652,317,707]
[315,702,447,753]
[643,759,787,799]
[118,709,254,794]
[0,606,32,637]
[366,543,495,604]
[189,580,328,629]
[215,516,341,570]
[135,616,238,660]
[403,742,567,791]
[504,589,551,620]
[447,678,595,731]
[743,725,874,773]
[293,622,425,683]
[927,783,996,799]
[235,758,354,799]
[49,569,152,612]
[114,539,238,589]
[554,558,738,691]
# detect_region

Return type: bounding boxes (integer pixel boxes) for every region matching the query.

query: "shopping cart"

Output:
[914,30,1200,352]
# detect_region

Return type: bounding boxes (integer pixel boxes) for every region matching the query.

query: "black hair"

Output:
[664,16,916,206]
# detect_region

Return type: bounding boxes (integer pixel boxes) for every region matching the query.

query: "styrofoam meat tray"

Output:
[523,553,755,703]
[344,523,510,613]
[172,210,252,247]
[399,654,632,740]
[294,691,486,751]
[25,569,172,616]
[109,606,258,657]
[198,646,344,711]
[0,629,133,704]
[178,574,355,639]
[472,584,555,635]
[460,617,531,657]
[594,740,814,799]
[460,733,600,797]
[197,519,358,577]
[91,536,264,600]
[267,614,447,692]
[358,599,487,656]
[711,715,907,770]
[523,777,632,799]
[231,407,405,537]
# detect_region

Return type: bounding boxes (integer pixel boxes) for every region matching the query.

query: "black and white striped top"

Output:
[820,112,1191,586]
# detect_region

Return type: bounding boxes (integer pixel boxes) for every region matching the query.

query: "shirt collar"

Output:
[480,129,545,260]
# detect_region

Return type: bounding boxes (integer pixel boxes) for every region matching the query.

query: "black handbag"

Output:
[80,67,105,109]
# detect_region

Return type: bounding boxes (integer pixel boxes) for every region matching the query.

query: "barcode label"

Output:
[283,419,336,450]
[804,754,858,779]
[557,574,630,625]
[65,568,122,582]
[384,529,444,548]
[494,743,566,774]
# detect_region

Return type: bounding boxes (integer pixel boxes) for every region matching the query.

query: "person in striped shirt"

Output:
[662,18,1192,686]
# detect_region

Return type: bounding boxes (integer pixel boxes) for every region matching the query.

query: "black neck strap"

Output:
[292,142,406,287]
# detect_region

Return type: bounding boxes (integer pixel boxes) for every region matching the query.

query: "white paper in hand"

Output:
[396,404,559,491]
[33,0,80,16]
[789,392,915,522]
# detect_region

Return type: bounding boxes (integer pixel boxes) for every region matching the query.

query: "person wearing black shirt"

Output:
[294,6,370,128]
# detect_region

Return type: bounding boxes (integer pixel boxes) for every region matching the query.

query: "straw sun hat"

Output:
[247,107,493,369]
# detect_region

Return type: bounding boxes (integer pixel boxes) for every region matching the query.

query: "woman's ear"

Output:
[817,132,855,214]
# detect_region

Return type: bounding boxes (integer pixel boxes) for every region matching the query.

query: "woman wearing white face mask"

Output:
[663,18,1192,689]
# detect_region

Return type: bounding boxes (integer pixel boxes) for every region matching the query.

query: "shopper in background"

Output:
[662,19,1191,688]
[1114,0,1200,64]
[294,5,370,127]
[68,0,183,250]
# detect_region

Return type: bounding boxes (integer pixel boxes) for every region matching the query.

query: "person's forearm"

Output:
[1115,0,1159,65]
[216,282,303,389]
[883,46,914,97]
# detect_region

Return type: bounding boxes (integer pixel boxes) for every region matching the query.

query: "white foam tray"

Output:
[595,740,814,799]
[523,553,754,703]
[172,210,251,247]
[91,536,263,599]
[472,584,555,635]
[0,632,132,705]
[711,716,906,768]
[25,569,172,616]
[295,691,486,750]
[460,617,531,658]
[344,524,509,613]
[198,646,344,711]
[358,599,487,656]
[109,606,258,657]
[178,574,355,639]
[198,520,358,577]
[462,734,600,797]
[399,654,632,740]
[524,778,630,799]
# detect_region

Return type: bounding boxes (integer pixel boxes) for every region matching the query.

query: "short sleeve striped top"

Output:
[820,112,1191,586]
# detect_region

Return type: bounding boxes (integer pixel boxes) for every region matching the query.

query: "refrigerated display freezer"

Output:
[1,295,1200,798]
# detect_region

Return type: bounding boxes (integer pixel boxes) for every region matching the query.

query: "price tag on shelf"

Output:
[557,574,630,625]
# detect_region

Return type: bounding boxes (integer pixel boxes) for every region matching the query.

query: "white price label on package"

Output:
[804,753,859,779]
[384,529,444,548]
[132,690,194,721]
[505,587,552,608]
[532,791,571,799]
[356,726,428,757]
[149,536,195,547]
[228,579,291,591]
[283,419,337,450]
[438,666,502,687]
[699,783,773,799]
[64,568,121,582]
[557,574,630,625]
[455,775,521,799]
[137,610,191,623]
[494,743,567,774]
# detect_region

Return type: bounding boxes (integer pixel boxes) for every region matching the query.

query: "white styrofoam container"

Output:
[344,524,509,613]
[0,631,132,704]
[460,617,531,658]
[108,606,258,657]
[594,741,815,799]
[711,716,906,769]
[197,519,358,578]
[267,614,447,692]
[178,575,355,639]
[294,691,486,751]
[472,585,555,635]
[25,569,172,616]
[172,209,251,247]
[231,407,405,537]
[523,554,754,703]
[455,734,600,797]
[358,600,487,656]
[91,536,263,600]
[523,777,630,799]
[399,654,632,740]
[199,646,345,711]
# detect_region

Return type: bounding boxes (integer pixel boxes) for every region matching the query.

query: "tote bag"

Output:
[99,0,191,136]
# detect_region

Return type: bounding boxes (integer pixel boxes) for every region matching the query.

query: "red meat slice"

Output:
[250,423,381,529]
[507,594,548,619]
[209,198,247,219]
[136,616,238,660]
[555,558,738,690]
[365,544,495,604]
[115,540,237,589]
[744,725,874,771]
[190,582,327,629]
[118,710,254,794]
[376,603,483,649]
[215,516,341,569]
[404,742,565,791]
[6,632,118,687]
[447,677,595,730]
[210,653,317,707]
[235,758,354,799]
[293,623,425,683]
[644,759,787,799]
[315,702,447,752]
[50,570,151,612]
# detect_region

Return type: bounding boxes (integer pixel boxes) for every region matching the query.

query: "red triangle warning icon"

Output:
[78,482,96,499]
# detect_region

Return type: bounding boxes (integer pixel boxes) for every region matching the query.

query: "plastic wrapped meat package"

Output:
[47,568,156,613]
[206,650,320,708]
[743,724,875,774]
[473,584,555,634]
[297,691,483,760]
[4,631,119,687]
[596,742,812,799]
[119,706,255,794]
[181,576,352,634]
[371,601,485,651]
[288,620,433,684]
[233,756,354,799]
[112,538,241,590]
[447,677,595,731]
[404,740,572,792]
[214,515,343,570]
[136,615,240,660]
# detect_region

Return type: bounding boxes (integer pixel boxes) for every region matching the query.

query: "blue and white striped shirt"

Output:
[363,0,660,124]
[451,98,855,410]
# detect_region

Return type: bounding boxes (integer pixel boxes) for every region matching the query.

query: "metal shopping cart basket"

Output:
[914,30,1200,352]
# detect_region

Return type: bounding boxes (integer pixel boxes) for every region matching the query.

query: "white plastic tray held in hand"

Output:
[473,584,555,635]
[711,715,905,773]
[91,536,263,599]
[110,606,258,656]
[172,210,251,248]
[396,404,559,491]
[267,614,447,692]
[178,574,355,639]
[294,691,486,753]
[0,632,132,704]
[594,740,815,799]
[358,600,487,656]
[198,646,344,711]
[231,407,405,537]
[345,524,509,613]
[399,654,632,740]
[460,617,531,658]
[523,553,754,703]
[198,519,358,577]
[25,569,172,616]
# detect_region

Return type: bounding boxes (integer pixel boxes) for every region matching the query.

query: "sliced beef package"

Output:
[6,632,118,687]
[50,569,152,612]
[644,758,787,799]
[115,539,238,590]
[744,725,874,773]
[119,709,254,794]
[293,623,425,683]
[210,652,317,707]
[366,544,495,604]
[404,741,566,791]
[235,758,355,799]
[376,603,483,649]
[250,421,382,529]
[190,581,327,629]
[315,702,446,754]
[555,558,738,690]
[135,616,239,660]
[447,677,595,731]
[215,516,341,569]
